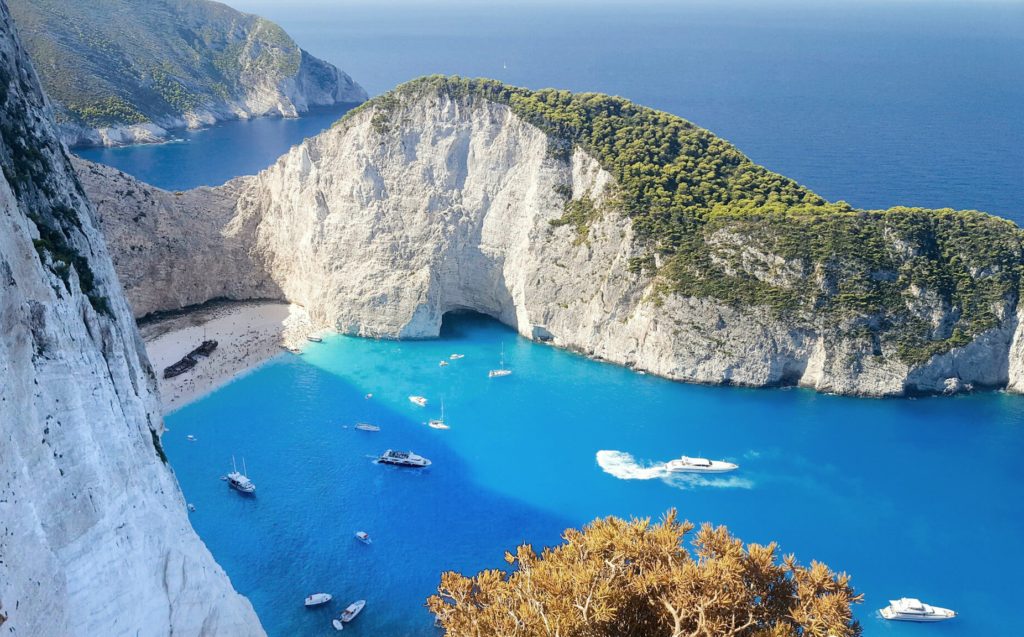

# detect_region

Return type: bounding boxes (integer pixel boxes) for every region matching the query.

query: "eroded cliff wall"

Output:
[0,2,264,634]
[79,84,1024,397]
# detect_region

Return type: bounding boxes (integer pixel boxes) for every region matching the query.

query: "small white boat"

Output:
[488,344,512,378]
[354,423,381,432]
[449,353,464,360]
[439,360,449,367]
[355,531,371,544]
[304,592,332,607]
[287,346,301,354]
[306,336,323,343]
[186,434,197,442]
[428,399,450,430]
[378,449,431,467]
[187,503,196,512]
[341,600,366,622]
[880,598,956,622]
[665,456,738,473]
[226,456,256,493]
[409,395,427,407]
[364,393,373,399]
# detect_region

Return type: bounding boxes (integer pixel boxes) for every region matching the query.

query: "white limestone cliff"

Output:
[0,2,264,634]
[78,88,1024,397]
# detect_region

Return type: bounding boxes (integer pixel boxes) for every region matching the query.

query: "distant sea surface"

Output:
[80,1,1023,222]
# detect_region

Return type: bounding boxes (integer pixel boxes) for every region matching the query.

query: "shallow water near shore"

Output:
[165,313,1024,636]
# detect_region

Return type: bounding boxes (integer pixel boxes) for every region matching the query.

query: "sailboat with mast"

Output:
[428,399,450,430]
[225,456,256,494]
[488,343,512,378]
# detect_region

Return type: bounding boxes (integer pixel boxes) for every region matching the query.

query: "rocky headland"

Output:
[77,76,1024,398]
[8,0,366,147]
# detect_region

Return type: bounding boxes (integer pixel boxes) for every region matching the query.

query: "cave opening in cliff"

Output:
[439,309,512,339]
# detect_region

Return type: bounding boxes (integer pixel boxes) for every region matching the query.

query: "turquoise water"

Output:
[165,313,1024,636]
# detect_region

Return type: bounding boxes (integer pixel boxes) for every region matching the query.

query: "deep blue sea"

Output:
[80,1,1024,222]
[165,314,1024,635]
[88,1,1023,634]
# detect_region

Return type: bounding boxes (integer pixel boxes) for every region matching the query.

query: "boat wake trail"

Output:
[595,450,753,491]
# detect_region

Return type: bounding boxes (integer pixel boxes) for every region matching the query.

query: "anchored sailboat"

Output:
[488,343,512,378]
[428,399,450,429]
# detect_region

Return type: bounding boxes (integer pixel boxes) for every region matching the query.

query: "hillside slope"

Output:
[8,0,366,146]
[0,2,264,634]
[78,76,1024,397]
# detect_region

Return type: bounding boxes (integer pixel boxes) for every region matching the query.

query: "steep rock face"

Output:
[0,3,264,635]
[8,0,366,147]
[74,158,280,317]
[78,84,1024,397]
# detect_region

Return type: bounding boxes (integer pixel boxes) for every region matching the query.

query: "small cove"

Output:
[165,313,1024,635]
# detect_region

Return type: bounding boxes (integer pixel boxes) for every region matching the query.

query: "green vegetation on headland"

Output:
[428,510,862,637]
[8,0,309,130]
[345,76,1024,366]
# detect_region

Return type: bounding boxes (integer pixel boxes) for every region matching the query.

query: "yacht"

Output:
[665,456,738,473]
[409,395,428,407]
[449,353,464,360]
[304,593,332,607]
[377,449,431,467]
[332,600,366,629]
[880,598,956,622]
[488,344,512,378]
[354,423,380,432]
[355,531,371,544]
[226,456,256,493]
[428,400,450,430]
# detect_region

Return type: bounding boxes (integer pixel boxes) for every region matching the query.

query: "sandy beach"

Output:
[141,301,319,413]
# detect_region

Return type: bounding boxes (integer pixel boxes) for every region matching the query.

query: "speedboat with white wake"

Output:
[377,449,431,467]
[304,592,332,607]
[409,395,427,407]
[354,423,380,432]
[225,456,256,493]
[665,456,737,473]
[880,598,956,622]
[355,531,372,544]
[332,600,366,629]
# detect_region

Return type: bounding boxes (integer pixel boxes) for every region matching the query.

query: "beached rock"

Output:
[0,3,264,634]
[8,0,367,147]
[78,79,1024,398]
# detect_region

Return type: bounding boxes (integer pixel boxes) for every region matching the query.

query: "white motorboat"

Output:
[439,360,449,367]
[355,531,371,544]
[364,393,373,399]
[665,456,738,473]
[332,600,366,629]
[409,395,428,407]
[449,353,464,360]
[226,456,256,493]
[428,400,450,430]
[488,344,512,378]
[304,592,332,607]
[354,423,381,432]
[186,434,197,442]
[306,336,323,343]
[377,449,431,467]
[880,598,956,622]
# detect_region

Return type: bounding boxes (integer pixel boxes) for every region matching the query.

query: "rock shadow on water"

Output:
[164,353,579,637]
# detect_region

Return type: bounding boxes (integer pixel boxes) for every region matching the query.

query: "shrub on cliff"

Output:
[427,510,862,637]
